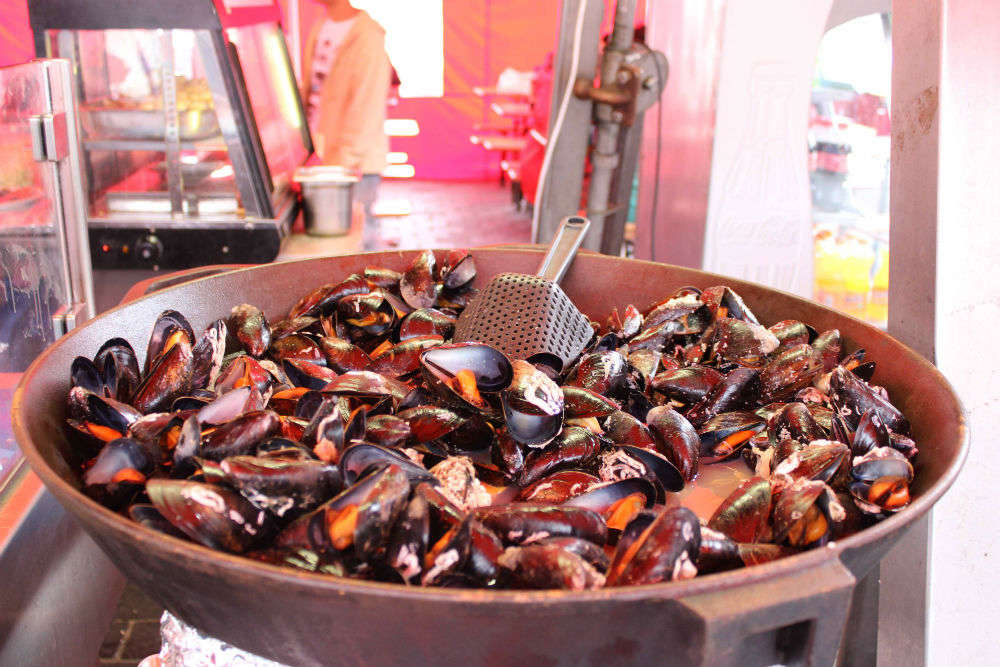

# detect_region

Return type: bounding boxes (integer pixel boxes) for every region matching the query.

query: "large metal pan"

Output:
[12,249,967,667]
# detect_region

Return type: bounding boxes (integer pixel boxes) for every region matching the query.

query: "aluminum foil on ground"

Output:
[141,611,293,667]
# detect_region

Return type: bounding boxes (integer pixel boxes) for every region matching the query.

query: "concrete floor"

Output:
[279,177,532,260]
[95,177,530,666]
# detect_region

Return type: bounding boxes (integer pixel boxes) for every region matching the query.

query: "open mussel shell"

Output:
[420,342,513,409]
[598,445,685,498]
[697,410,765,464]
[771,440,849,485]
[144,310,195,375]
[95,337,142,400]
[147,479,277,553]
[283,358,337,390]
[564,478,656,533]
[277,464,410,560]
[849,475,912,516]
[68,386,143,441]
[71,355,105,395]
[701,285,759,324]
[501,360,564,447]
[641,287,703,331]
[314,404,368,463]
[287,274,372,320]
[84,437,159,508]
[422,516,474,586]
[193,386,253,426]
[606,506,701,586]
[400,250,439,310]
[421,521,503,587]
[627,348,661,383]
[564,477,656,512]
[214,354,273,396]
[772,479,844,547]
[439,249,476,290]
[850,408,894,456]
[132,339,195,414]
[337,291,398,340]
[851,446,914,483]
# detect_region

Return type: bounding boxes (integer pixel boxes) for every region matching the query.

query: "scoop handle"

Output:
[536,215,591,283]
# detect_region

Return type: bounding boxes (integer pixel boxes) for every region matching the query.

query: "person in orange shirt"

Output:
[302,0,392,249]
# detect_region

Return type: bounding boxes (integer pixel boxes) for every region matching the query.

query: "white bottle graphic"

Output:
[704,63,814,295]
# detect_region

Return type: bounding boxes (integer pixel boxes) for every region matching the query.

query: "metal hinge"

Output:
[50,302,89,337]
[28,112,69,162]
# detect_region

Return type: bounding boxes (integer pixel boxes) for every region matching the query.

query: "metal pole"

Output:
[534,0,603,245]
[584,0,635,254]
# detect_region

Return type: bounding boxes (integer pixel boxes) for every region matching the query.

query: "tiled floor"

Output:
[95,177,530,667]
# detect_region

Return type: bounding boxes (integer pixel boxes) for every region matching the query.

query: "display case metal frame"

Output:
[27,0,313,266]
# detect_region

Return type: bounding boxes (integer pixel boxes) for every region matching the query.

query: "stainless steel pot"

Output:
[293,166,358,236]
[12,248,968,667]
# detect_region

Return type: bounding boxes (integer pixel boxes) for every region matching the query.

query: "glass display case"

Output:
[0,58,92,490]
[28,0,312,269]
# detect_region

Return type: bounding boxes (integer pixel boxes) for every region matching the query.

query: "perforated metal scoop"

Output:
[453,216,592,372]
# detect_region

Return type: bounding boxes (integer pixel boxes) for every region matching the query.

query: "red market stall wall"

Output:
[0,1,33,67]
[2,1,636,180]
[284,0,563,181]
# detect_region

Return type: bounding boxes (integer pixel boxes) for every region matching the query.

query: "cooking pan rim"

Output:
[12,248,969,603]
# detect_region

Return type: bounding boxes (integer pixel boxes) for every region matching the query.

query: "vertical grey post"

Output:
[878,2,940,666]
[891,1,1000,666]
[533,0,602,245]
[584,0,634,254]
[48,58,95,321]
[600,120,642,255]
[160,31,184,217]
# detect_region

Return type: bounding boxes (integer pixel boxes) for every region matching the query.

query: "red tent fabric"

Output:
[0,1,33,68]
[290,0,561,180]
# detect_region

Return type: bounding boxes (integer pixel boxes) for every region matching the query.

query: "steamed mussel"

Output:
[63,250,921,590]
